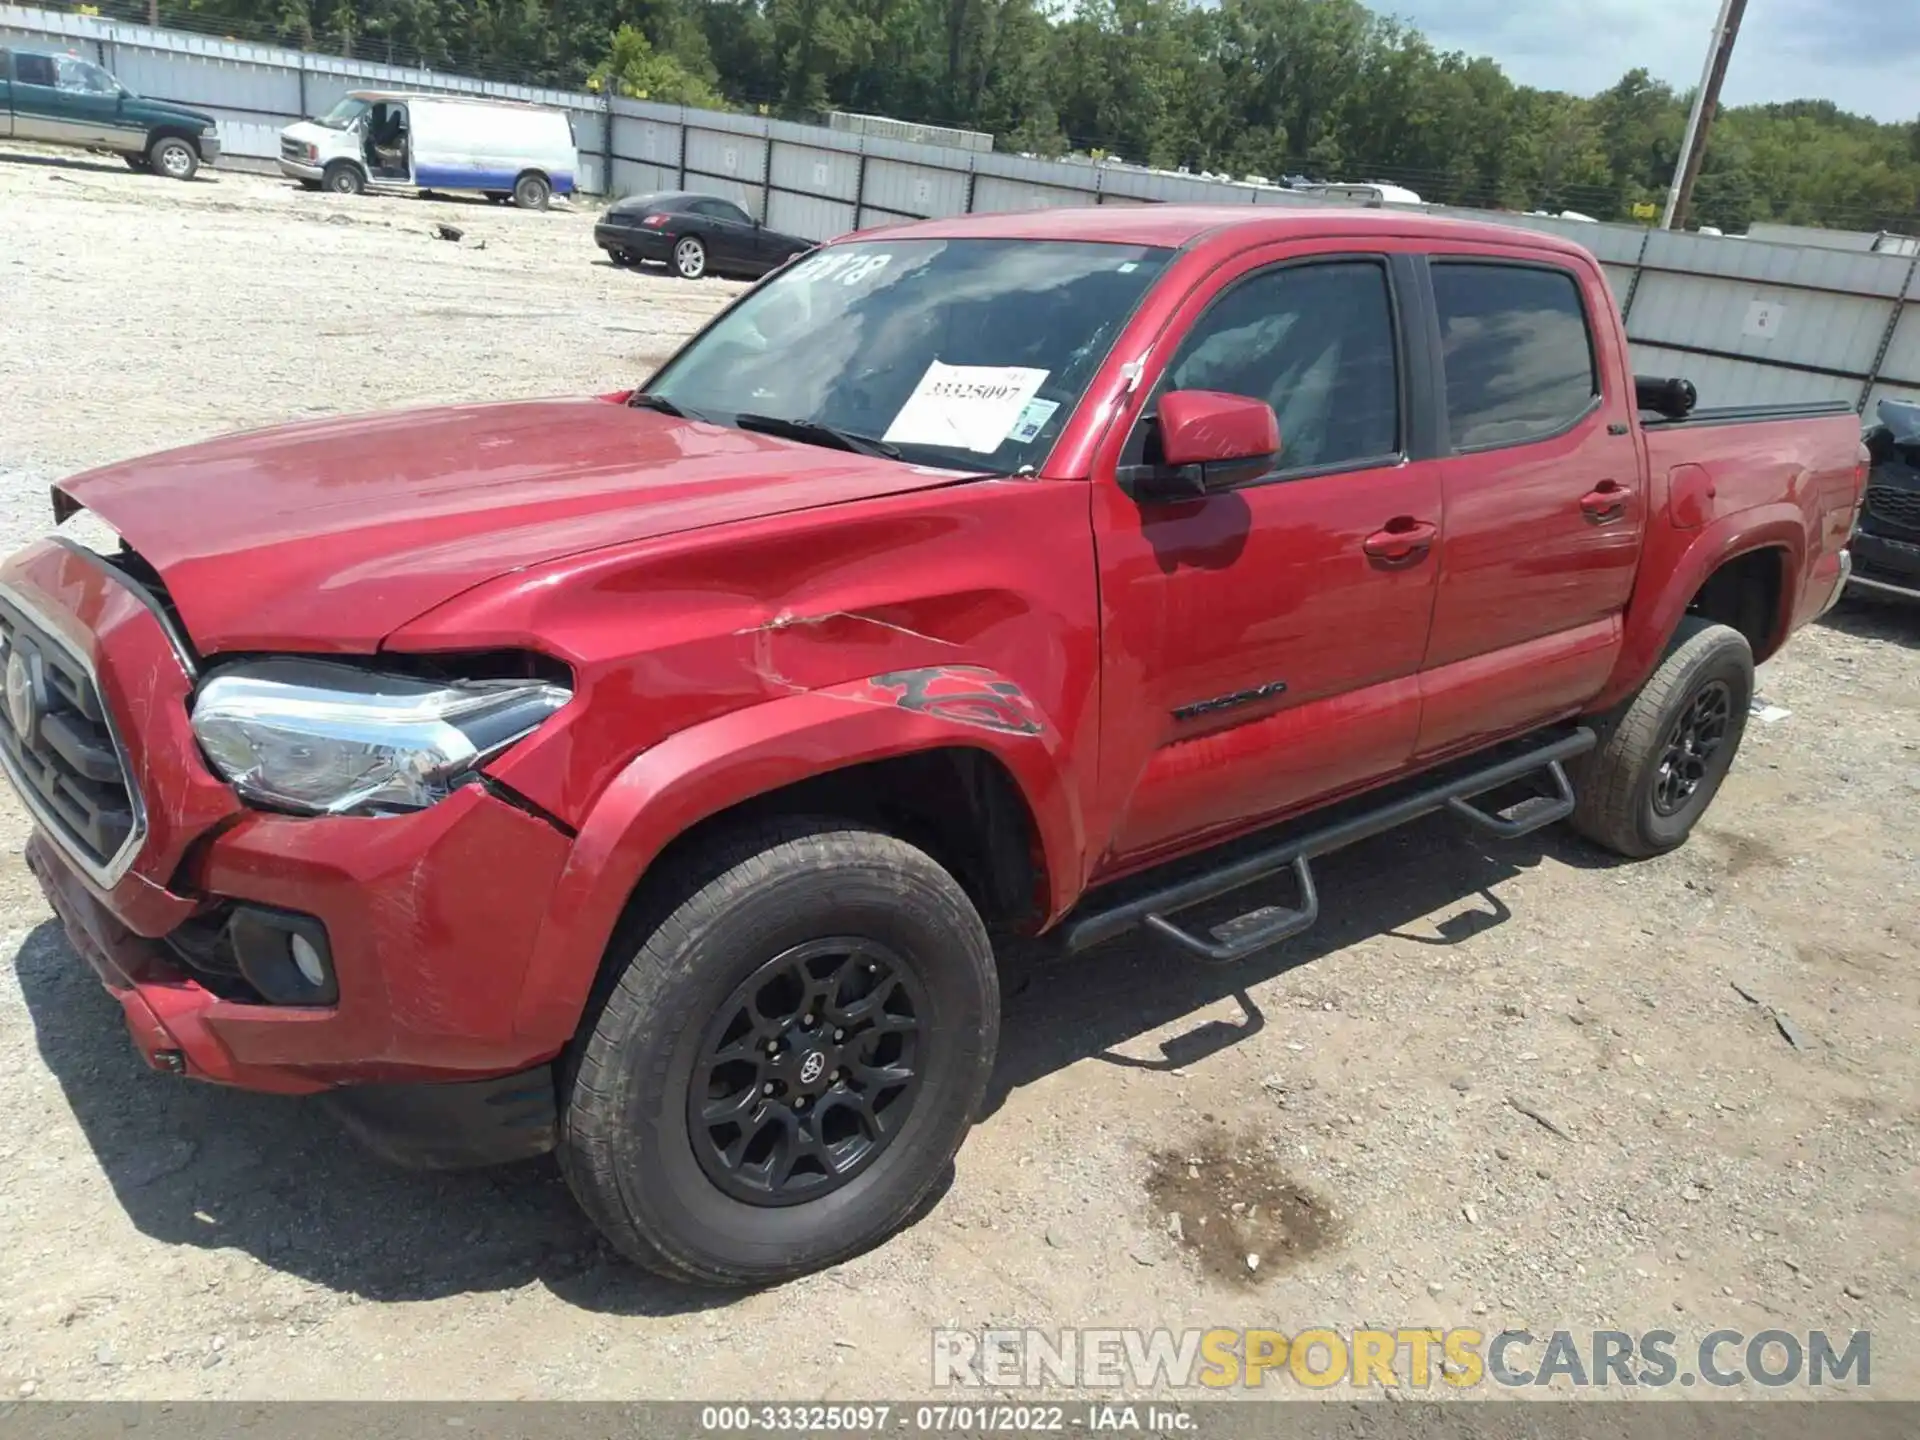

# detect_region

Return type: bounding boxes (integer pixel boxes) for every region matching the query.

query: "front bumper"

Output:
[197,133,221,164]
[1850,528,1920,602]
[278,158,323,182]
[1,539,577,1104]
[595,221,673,261]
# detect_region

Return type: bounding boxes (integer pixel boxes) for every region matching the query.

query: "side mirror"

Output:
[1121,390,1281,502]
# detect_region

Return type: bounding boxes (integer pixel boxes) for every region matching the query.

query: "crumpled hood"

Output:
[57,398,971,654]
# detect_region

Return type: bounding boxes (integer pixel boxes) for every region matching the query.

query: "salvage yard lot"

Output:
[0,150,1916,1401]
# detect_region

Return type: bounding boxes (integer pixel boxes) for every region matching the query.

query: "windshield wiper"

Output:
[630,392,693,419]
[734,413,901,460]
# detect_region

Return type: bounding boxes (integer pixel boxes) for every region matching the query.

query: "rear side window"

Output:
[14,53,56,87]
[693,198,750,224]
[1431,263,1598,450]
[1159,259,1401,474]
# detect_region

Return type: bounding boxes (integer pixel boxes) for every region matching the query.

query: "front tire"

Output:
[672,234,708,280]
[147,135,198,182]
[322,161,365,196]
[559,818,999,1287]
[1572,617,1754,858]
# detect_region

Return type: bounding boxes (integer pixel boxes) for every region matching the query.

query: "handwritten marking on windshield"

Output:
[790,251,892,287]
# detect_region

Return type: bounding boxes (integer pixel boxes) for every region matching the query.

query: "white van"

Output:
[278,91,577,209]
[1292,180,1425,207]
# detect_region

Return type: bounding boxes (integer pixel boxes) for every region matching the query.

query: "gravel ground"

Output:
[0,147,1915,1404]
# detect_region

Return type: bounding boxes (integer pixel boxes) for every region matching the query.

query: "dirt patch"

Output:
[1144,1133,1336,1287]
[1697,825,1787,878]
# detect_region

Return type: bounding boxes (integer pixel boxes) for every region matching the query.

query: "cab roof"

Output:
[848,204,1596,261]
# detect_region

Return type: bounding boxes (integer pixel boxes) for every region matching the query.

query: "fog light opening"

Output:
[227,906,338,1007]
[290,933,326,989]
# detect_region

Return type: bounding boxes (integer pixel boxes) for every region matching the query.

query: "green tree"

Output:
[588,22,724,107]
[134,0,1920,234]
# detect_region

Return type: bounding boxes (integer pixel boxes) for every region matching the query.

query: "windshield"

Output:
[316,97,371,130]
[643,238,1175,473]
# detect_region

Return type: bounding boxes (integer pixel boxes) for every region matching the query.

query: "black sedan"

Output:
[595,191,814,281]
[1852,397,1920,604]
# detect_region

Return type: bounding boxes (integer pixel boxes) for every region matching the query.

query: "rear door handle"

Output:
[1581,481,1631,522]
[1362,518,1439,563]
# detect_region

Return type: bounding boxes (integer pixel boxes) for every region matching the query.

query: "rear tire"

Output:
[1571,617,1754,858]
[558,818,999,1287]
[512,172,551,210]
[673,234,708,280]
[322,161,365,196]
[147,135,198,182]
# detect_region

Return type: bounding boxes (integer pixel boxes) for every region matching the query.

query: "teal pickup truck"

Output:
[0,46,219,179]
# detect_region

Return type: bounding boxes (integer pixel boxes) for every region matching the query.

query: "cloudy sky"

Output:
[1385,0,1917,122]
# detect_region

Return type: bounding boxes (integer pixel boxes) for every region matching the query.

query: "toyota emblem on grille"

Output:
[4,648,40,740]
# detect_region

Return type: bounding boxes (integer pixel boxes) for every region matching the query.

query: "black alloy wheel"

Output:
[1651,679,1732,817]
[689,937,926,1206]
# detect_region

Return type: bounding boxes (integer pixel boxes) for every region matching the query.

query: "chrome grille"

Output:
[0,590,143,885]
[280,137,308,161]
[1865,484,1920,536]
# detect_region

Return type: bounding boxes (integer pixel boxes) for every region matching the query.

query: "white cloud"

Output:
[1385,0,1919,122]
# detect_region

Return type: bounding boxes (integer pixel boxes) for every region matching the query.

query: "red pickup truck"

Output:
[1,207,1863,1287]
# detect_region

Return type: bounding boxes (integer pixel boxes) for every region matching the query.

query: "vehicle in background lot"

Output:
[1852,397,1920,602]
[278,91,574,210]
[595,190,814,279]
[0,46,219,180]
[1291,179,1424,206]
[2,206,1864,1289]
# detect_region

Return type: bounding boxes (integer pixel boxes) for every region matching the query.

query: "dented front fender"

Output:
[510,669,1087,1049]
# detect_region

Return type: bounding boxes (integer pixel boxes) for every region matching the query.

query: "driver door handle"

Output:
[1362,518,1439,563]
[1580,481,1631,522]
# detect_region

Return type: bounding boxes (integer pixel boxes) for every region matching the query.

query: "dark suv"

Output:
[1853,399,1920,603]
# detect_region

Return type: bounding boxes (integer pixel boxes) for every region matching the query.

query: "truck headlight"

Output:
[190,659,570,816]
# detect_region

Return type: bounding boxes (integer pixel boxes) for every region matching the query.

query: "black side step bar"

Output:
[1063,727,1596,965]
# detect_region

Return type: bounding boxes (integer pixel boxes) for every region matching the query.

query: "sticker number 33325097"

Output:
[883,361,1051,454]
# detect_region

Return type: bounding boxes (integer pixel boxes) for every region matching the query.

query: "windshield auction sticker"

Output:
[884,362,1050,454]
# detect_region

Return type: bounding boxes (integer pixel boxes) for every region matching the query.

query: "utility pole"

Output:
[1662,0,1748,230]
